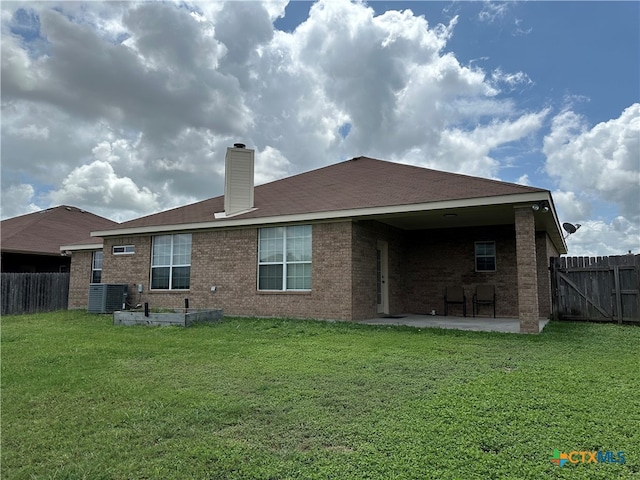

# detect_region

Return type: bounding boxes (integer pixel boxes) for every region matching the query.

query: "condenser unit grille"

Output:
[88,283,128,313]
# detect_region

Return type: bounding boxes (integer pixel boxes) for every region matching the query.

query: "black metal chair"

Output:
[473,285,496,318]
[444,286,466,317]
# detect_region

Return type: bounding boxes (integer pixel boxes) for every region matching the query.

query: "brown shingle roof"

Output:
[1,206,118,255]
[114,157,546,231]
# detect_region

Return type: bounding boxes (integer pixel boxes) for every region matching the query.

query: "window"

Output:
[113,245,135,255]
[91,251,103,283]
[475,241,496,272]
[258,225,311,290]
[151,234,191,289]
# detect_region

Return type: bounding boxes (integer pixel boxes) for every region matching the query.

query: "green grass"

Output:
[2,311,639,479]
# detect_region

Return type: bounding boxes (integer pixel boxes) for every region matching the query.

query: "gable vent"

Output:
[224,144,255,216]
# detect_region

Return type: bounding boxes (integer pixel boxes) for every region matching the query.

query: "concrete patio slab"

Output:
[355,314,549,333]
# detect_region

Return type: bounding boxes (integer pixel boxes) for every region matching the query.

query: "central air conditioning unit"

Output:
[88,283,129,313]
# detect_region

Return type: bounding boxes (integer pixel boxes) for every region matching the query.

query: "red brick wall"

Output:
[351,223,377,320]
[536,231,559,318]
[351,221,405,320]
[68,250,94,309]
[101,236,151,308]
[308,221,353,319]
[515,208,539,332]
[68,218,555,322]
[402,225,519,317]
[349,222,528,319]
[95,223,354,320]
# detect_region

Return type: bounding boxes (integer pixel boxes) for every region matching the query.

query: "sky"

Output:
[1,0,639,256]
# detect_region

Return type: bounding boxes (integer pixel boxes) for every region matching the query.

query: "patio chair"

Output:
[444,286,466,317]
[473,285,496,318]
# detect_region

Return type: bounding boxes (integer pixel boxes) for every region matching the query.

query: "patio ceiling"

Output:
[364,202,567,254]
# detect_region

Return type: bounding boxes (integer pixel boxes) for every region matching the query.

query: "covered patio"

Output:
[358,201,562,333]
[356,314,550,334]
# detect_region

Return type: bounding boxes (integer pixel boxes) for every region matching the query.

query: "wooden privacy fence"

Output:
[551,255,639,323]
[1,272,70,315]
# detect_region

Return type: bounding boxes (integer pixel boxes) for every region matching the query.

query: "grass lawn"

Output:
[2,311,639,479]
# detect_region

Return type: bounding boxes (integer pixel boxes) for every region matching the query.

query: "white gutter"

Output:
[545,193,568,254]
[60,243,103,252]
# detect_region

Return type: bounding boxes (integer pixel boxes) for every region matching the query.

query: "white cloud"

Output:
[1,102,113,191]
[514,19,532,36]
[544,105,640,256]
[564,218,639,257]
[420,109,549,177]
[3,0,622,257]
[0,184,41,220]
[544,104,640,221]
[478,2,510,23]
[255,146,292,185]
[48,160,159,222]
[552,190,591,221]
[6,123,49,140]
[1,26,45,94]
[490,68,533,91]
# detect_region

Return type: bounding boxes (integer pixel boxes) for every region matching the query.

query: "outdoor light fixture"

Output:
[532,201,550,213]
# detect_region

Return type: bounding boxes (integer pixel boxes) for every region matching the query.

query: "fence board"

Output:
[551,255,639,323]
[1,273,69,315]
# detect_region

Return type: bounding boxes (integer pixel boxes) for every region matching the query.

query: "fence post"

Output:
[613,266,623,324]
[550,257,559,320]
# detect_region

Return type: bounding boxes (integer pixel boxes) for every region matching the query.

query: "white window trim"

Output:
[258,226,312,291]
[91,251,103,283]
[475,241,496,272]
[150,234,191,290]
[113,245,135,255]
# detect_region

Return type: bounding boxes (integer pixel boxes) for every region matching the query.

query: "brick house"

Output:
[64,145,566,333]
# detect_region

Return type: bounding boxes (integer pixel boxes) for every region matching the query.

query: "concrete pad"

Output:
[355,314,549,334]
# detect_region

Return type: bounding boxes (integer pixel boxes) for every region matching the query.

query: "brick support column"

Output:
[515,207,539,333]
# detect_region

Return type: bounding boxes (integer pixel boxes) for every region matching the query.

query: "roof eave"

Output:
[1,248,61,256]
[59,243,104,252]
[92,191,553,234]
[544,193,568,255]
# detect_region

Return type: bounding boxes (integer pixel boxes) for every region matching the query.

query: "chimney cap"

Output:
[233,143,246,149]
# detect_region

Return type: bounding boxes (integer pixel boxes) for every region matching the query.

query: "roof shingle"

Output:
[115,157,546,230]
[1,206,118,254]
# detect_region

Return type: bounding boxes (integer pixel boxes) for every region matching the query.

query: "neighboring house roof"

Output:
[1,205,118,255]
[98,157,547,231]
